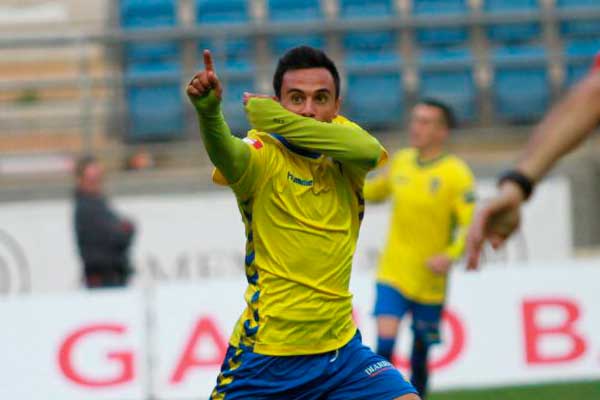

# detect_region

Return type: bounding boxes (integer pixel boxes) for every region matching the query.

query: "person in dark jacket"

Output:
[74,156,136,288]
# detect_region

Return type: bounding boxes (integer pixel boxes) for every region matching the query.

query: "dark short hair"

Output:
[273,46,341,99]
[418,98,457,129]
[74,155,97,178]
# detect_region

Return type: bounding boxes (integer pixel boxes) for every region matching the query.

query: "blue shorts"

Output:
[210,330,417,399]
[374,283,443,345]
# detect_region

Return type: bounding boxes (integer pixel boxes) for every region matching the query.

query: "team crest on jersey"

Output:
[430,177,441,194]
[243,137,263,149]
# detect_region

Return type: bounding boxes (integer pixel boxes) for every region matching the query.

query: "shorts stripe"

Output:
[210,347,245,399]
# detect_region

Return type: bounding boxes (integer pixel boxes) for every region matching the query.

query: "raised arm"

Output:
[245,97,387,171]
[187,50,250,184]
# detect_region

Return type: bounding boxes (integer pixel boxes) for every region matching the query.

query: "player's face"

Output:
[79,163,104,195]
[409,104,448,150]
[278,68,340,123]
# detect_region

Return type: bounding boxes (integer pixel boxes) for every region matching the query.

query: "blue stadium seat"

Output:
[345,51,400,69]
[564,38,599,87]
[491,45,549,123]
[267,0,323,21]
[412,0,470,46]
[222,78,255,135]
[196,0,249,24]
[557,0,600,37]
[418,47,476,123]
[344,38,403,127]
[338,0,395,19]
[120,0,182,141]
[120,0,180,63]
[343,30,397,56]
[196,1,254,73]
[120,0,177,28]
[345,72,403,127]
[124,42,181,63]
[270,34,326,56]
[484,0,541,43]
[125,62,184,141]
[342,30,401,126]
[199,37,255,73]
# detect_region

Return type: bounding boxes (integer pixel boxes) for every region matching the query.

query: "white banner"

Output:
[0,289,147,400]
[0,261,598,399]
[152,279,246,399]
[360,263,600,389]
[148,261,600,397]
[0,178,572,294]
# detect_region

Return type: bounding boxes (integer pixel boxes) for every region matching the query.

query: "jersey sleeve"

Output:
[193,91,251,184]
[363,170,392,202]
[212,131,274,201]
[245,98,387,174]
[333,116,388,190]
[444,161,477,261]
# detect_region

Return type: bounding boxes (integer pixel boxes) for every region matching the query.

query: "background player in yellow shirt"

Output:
[187,46,419,399]
[364,99,476,399]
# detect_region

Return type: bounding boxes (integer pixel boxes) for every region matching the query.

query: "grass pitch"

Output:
[430,380,600,400]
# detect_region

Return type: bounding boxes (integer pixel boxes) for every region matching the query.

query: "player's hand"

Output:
[243,92,276,106]
[187,50,223,113]
[466,181,524,270]
[426,255,453,275]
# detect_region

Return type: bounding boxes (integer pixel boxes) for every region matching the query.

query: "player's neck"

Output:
[417,146,445,163]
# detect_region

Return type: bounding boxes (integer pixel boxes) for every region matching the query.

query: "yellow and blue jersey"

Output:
[213,115,385,356]
[364,148,476,304]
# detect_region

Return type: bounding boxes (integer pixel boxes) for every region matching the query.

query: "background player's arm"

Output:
[428,167,476,274]
[444,173,476,261]
[363,170,392,202]
[245,97,386,171]
[187,50,250,184]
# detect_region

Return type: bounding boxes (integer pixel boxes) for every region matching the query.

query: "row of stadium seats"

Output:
[118,0,600,141]
[121,0,600,43]
[121,44,597,141]
[119,0,600,17]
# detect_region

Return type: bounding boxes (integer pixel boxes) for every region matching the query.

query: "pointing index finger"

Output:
[203,49,215,73]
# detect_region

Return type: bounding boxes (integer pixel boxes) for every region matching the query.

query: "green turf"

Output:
[429,380,600,400]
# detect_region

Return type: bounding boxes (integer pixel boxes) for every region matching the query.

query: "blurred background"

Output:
[1,1,599,399]
[3,0,600,248]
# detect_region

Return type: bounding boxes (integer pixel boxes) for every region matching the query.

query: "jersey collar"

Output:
[415,152,448,168]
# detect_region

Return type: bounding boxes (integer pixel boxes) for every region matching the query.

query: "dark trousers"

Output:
[84,271,128,288]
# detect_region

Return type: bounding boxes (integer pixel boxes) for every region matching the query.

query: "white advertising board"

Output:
[0,261,598,399]
[0,178,572,294]
[0,289,147,400]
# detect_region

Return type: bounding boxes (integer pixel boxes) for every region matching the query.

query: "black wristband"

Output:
[497,169,534,200]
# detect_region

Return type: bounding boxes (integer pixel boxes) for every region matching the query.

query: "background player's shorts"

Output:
[210,330,417,400]
[374,282,443,345]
